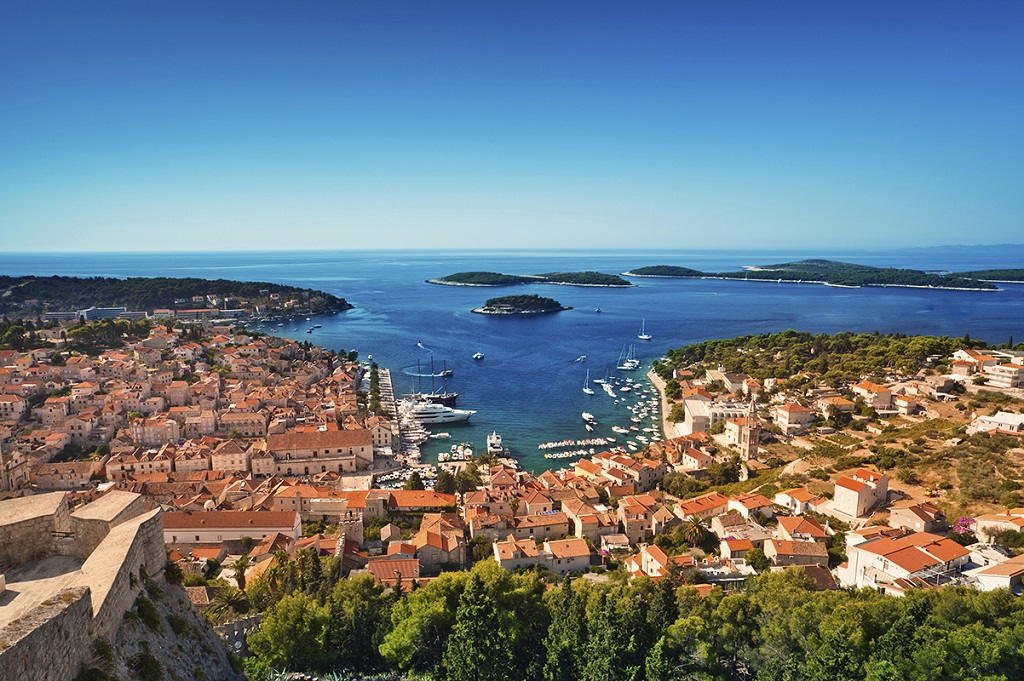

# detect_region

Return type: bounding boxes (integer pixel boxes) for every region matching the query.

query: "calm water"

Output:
[3,247,1023,471]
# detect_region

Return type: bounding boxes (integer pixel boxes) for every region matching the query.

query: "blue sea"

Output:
[3,247,1023,472]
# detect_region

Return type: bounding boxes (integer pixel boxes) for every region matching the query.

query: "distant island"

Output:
[956,269,1024,282]
[624,259,1000,290]
[0,275,353,319]
[428,270,632,287]
[472,294,570,315]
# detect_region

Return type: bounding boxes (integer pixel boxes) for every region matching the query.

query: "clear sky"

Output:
[2,1,1022,252]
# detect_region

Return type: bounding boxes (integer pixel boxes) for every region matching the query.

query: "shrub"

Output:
[134,595,161,632]
[167,613,192,637]
[131,652,162,681]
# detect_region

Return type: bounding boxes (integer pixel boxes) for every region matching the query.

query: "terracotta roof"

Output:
[162,510,299,529]
[860,532,969,573]
[676,491,729,516]
[835,477,866,493]
[267,428,371,451]
[777,515,828,539]
[366,557,420,584]
[545,538,591,560]
[724,538,753,551]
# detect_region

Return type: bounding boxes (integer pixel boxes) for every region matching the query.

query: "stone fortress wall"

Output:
[0,491,166,681]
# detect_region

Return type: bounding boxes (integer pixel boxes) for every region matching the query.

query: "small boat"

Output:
[595,308,602,313]
[638,319,652,341]
[585,424,594,432]
[575,355,587,362]
[472,352,484,360]
[487,431,503,455]
[583,369,595,395]
[582,412,596,423]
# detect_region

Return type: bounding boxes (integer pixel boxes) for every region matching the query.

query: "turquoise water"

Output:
[3,247,1023,471]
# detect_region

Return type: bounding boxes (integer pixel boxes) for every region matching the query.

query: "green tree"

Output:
[231,556,249,592]
[404,471,426,491]
[543,579,588,681]
[326,574,392,673]
[246,591,331,675]
[681,516,710,547]
[745,547,768,572]
[434,469,457,495]
[442,572,514,681]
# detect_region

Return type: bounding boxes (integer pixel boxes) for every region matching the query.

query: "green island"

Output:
[0,275,352,317]
[429,270,632,287]
[624,259,1000,290]
[473,293,570,314]
[956,269,1024,282]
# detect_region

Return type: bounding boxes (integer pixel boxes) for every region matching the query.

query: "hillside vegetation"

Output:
[621,259,999,290]
[476,294,567,314]
[957,269,1024,281]
[240,555,1024,681]
[657,330,972,385]
[431,271,631,287]
[0,275,351,315]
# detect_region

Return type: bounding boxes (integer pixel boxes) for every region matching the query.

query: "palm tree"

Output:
[211,586,249,616]
[682,515,709,547]
[231,556,250,592]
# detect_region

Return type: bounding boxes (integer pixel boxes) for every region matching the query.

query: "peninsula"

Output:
[472,294,570,315]
[624,259,1000,290]
[0,275,352,319]
[428,270,632,287]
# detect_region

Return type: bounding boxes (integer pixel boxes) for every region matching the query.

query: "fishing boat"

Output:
[637,319,652,341]
[583,369,595,395]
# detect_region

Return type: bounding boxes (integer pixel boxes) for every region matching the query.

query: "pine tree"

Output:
[443,573,513,681]
[543,579,587,681]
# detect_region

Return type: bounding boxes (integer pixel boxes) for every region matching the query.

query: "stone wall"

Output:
[70,491,147,558]
[0,492,170,679]
[78,508,164,640]
[0,493,69,569]
[215,613,261,656]
[0,587,93,681]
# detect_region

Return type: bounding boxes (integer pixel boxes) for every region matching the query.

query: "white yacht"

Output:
[582,412,596,423]
[638,319,652,341]
[487,431,504,455]
[473,352,484,360]
[401,400,476,424]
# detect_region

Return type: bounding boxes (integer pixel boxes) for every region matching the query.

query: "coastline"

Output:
[471,306,570,315]
[621,272,997,292]
[428,278,631,288]
[646,369,680,440]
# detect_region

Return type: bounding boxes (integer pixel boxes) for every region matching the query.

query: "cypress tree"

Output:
[443,572,513,681]
[543,578,587,681]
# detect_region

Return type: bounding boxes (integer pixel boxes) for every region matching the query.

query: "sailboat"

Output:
[637,319,652,341]
[583,369,595,395]
[617,344,641,371]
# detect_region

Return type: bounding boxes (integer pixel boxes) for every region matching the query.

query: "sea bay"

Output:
[3,247,1022,472]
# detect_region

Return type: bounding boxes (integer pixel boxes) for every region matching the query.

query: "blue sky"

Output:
[2,1,1022,252]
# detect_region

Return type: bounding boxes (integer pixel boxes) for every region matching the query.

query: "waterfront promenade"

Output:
[647,369,680,440]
